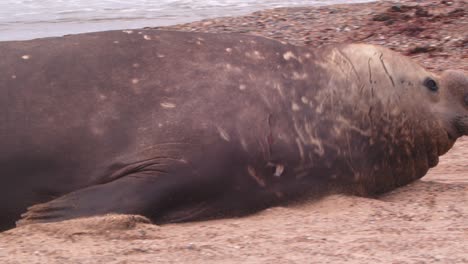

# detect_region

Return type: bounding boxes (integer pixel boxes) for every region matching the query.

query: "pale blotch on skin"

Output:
[292,72,308,80]
[21,55,30,60]
[304,123,325,156]
[224,64,242,73]
[283,51,297,61]
[273,83,285,98]
[98,94,107,101]
[157,54,165,58]
[196,37,205,45]
[389,107,401,117]
[245,51,265,60]
[247,166,266,187]
[239,84,247,90]
[332,125,342,137]
[310,138,325,157]
[143,35,151,40]
[294,121,325,157]
[336,115,372,137]
[131,78,139,84]
[240,138,248,151]
[292,102,301,111]
[91,126,105,136]
[132,63,140,68]
[11,75,16,79]
[217,126,230,142]
[273,164,285,177]
[122,30,133,34]
[226,48,232,53]
[315,102,324,114]
[89,104,119,136]
[113,41,119,44]
[301,96,309,104]
[295,138,305,161]
[160,102,176,109]
[158,123,163,128]
[305,53,312,58]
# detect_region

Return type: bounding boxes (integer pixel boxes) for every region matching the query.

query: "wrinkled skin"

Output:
[0,30,466,231]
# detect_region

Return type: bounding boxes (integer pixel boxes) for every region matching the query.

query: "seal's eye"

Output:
[464,94,468,106]
[423,78,438,92]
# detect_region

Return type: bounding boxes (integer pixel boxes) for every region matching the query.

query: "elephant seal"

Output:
[0,30,466,231]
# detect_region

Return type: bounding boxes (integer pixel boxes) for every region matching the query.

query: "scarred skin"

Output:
[0,30,466,231]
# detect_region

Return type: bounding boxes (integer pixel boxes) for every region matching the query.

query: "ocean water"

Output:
[0,0,376,41]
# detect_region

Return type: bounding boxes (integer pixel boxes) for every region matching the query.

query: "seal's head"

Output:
[436,70,468,141]
[334,45,467,155]
[422,69,468,164]
[322,44,467,187]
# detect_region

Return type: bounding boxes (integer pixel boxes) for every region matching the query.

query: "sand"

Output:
[0,0,466,263]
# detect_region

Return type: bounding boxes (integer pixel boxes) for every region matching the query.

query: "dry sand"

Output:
[0,0,466,263]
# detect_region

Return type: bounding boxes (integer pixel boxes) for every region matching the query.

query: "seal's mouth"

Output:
[446,130,457,142]
[453,115,468,136]
[444,115,467,142]
[435,127,456,158]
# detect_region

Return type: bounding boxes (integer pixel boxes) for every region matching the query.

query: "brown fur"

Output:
[0,30,466,231]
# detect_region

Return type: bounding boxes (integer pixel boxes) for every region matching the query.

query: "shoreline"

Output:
[155,0,466,73]
[0,0,377,42]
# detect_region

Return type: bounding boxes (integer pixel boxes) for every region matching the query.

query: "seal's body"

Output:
[0,30,466,230]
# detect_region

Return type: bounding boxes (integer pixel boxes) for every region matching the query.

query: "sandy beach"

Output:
[0,0,466,263]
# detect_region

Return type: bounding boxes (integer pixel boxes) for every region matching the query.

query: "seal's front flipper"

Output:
[17,158,217,226]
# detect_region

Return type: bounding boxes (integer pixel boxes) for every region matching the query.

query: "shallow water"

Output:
[0,0,376,41]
